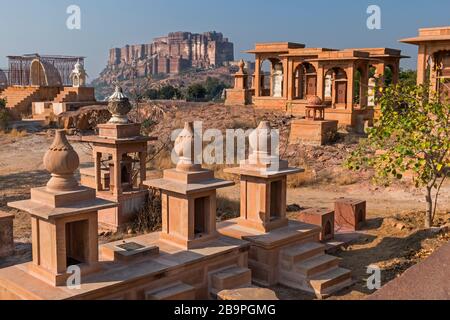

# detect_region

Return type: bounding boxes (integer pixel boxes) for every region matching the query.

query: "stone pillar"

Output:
[417,45,428,85]
[360,65,369,108]
[282,58,289,99]
[112,152,123,197]
[287,60,294,101]
[95,152,103,191]
[346,66,354,110]
[316,64,325,101]
[254,57,261,97]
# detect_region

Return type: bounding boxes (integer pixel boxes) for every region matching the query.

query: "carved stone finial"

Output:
[107,85,132,124]
[238,59,246,73]
[174,122,201,172]
[43,130,80,192]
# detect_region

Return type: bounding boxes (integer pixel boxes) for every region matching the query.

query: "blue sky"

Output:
[1,0,449,79]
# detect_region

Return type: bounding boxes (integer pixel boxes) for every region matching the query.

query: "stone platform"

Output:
[290,119,338,146]
[0,232,251,300]
[218,219,352,298]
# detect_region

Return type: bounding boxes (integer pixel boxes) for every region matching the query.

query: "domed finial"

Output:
[43,130,80,192]
[306,95,324,106]
[174,122,201,172]
[107,85,132,124]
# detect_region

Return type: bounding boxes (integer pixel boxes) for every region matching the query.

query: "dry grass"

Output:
[333,172,359,186]
[217,196,240,221]
[0,128,27,138]
[287,169,317,188]
[131,189,162,234]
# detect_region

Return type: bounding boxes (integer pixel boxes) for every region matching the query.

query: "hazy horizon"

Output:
[1,0,450,80]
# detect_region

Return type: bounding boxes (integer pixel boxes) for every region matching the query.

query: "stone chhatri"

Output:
[44,130,80,192]
[107,85,132,124]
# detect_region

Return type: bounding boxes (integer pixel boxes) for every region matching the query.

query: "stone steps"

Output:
[211,266,252,291]
[309,267,352,297]
[281,242,325,268]
[145,281,196,300]
[53,88,78,103]
[295,254,340,277]
[1,87,43,116]
[279,241,352,298]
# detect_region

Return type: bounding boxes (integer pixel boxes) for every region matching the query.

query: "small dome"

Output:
[306,95,323,106]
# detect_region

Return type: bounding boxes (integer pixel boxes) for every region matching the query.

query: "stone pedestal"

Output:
[335,198,366,231]
[295,208,335,241]
[0,211,14,258]
[290,119,338,146]
[145,168,234,250]
[225,89,252,106]
[7,131,116,286]
[225,163,301,233]
[225,59,252,106]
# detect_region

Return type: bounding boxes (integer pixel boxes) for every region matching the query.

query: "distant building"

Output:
[5,54,84,87]
[104,31,234,81]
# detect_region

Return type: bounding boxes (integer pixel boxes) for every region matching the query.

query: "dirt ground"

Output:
[0,109,449,300]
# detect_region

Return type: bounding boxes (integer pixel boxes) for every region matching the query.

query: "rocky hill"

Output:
[92,66,234,101]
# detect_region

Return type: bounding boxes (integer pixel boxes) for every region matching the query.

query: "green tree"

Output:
[186,83,207,101]
[158,85,179,100]
[346,84,449,228]
[144,89,159,100]
[399,69,418,87]
[204,77,229,100]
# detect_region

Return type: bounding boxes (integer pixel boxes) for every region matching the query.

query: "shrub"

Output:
[186,83,207,101]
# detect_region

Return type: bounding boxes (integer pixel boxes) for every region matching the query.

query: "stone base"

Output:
[290,119,338,146]
[0,233,251,300]
[97,190,148,232]
[218,286,279,300]
[98,123,141,139]
[0,212,14,258]
[335,198,366,232]
[218,219,321,286]
[295,208,335,241]
[26,261,101,287]
[225,89,252,106]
